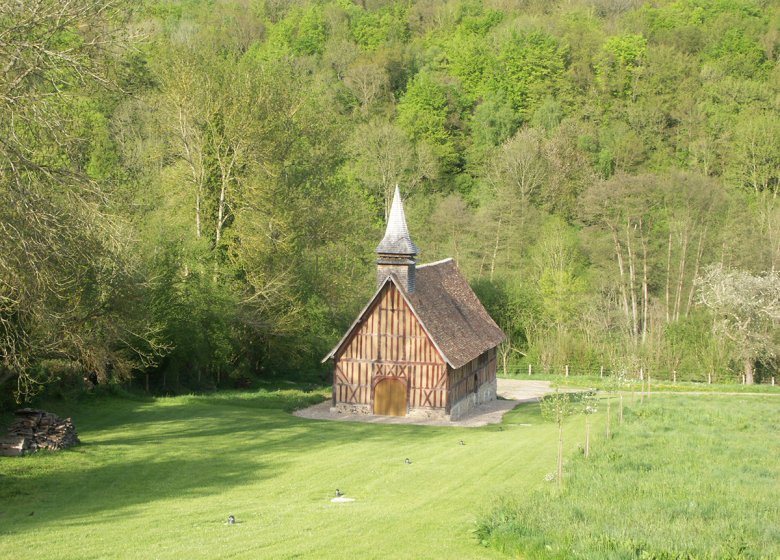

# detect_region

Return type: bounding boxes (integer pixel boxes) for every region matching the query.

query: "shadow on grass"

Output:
[0,453,269,529]
[0,388,489,534]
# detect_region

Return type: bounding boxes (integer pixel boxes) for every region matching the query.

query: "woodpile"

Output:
[0,409,80,456]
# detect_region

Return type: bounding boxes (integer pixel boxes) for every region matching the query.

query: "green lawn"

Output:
[477,394,780,559]
[0,388,589,559]
[504,372,780,394]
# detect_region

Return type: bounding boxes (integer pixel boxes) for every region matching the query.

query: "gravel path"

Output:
[293,379,570,428]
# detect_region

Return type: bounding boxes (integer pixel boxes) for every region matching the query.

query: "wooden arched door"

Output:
[374,378,407,416]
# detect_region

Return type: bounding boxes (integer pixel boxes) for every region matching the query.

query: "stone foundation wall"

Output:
[331,403,371,415]
[449,378,497,421]
[331,403,452,420]
[407,407,449,421]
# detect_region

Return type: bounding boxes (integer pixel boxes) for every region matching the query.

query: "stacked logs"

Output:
[0,409,80,456]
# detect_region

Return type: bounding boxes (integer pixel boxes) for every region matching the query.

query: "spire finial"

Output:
[376,186,418,255]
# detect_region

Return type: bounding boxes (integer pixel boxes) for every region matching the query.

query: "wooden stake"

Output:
[585,417,590,459]
[557,422,564,489]
[565,364,569,377]
[708,372,712,384]
[673,370,676,383]
[528,364,532,376]
[772,377,776,386]
[600,365,604,378]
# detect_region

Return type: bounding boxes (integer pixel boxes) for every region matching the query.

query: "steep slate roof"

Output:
[376,186,419,255]
[323,258,505,369]
[408,259,505,369]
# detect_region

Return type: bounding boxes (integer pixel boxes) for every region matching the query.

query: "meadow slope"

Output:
[0,389,588,559]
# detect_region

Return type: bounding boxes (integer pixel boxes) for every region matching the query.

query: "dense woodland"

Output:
[1,0,779,404]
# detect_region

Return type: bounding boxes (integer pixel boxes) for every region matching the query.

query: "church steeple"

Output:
[376,186,418,293]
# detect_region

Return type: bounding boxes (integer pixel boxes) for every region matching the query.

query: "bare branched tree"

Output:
[0,1,166,401]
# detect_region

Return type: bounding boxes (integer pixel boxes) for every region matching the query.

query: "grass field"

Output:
[477,394,780,559]
[0,386,591,559]
[504,373,780,394]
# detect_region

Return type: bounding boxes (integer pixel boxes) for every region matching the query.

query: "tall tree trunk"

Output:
[665,231,672,323]
[685,226,707,317]
[216,181,226,244]
[612,228,630,329]
[490,217,502,282]
[744,358,755,385]
[177,107,203,239]
[625,221,639,339]
[640,218,649,343]
[674,231,689,321]
[196,191,202,238]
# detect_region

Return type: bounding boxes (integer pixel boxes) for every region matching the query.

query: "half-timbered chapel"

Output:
[323,187,505,420]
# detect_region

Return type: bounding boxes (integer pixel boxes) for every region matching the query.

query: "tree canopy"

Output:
[2,0,779,403]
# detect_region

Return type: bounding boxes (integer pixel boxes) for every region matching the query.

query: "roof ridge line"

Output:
[417,257,454,269]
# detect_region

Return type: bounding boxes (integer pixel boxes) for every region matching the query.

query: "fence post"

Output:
[772,377,776,386]
[673,370,676,383]
[708,373,712,385]
[565,364,569,377]
[647,371,650,400]
[639,367,644,381]
[600,365,604,378]
[528,364,532,376]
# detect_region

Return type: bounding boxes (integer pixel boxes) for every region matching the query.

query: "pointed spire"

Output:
[376,186,419,255]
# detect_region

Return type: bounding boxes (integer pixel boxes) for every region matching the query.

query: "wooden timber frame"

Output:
[325,187,504,420]
[331,277,498,418]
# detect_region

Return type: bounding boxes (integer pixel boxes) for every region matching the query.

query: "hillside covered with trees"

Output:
[1,0,779,404]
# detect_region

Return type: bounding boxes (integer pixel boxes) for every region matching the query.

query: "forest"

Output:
[1,0,779,405]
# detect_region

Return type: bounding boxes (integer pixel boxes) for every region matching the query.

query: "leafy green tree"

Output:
[0,0,165,401]
[397,71,461,171]
[596,34,647,99]
[492,29,568,120]
[446,30,493,100]
[531,218,587,334]
[540,389,574,489]
[727,110,780,195]
[467,92,520,170]
[348,2,409,51]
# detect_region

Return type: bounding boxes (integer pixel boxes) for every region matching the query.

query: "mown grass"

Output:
[476,394,780,559]
[502,373,780,394]
[0,385,590,559]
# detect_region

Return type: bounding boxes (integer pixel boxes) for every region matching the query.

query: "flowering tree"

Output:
[696,264,780,384]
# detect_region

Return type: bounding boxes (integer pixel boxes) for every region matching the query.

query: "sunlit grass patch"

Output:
[476,395,780,559]
[0,390,577,559]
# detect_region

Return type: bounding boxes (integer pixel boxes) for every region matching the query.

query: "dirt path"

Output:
[293,379,571,428]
